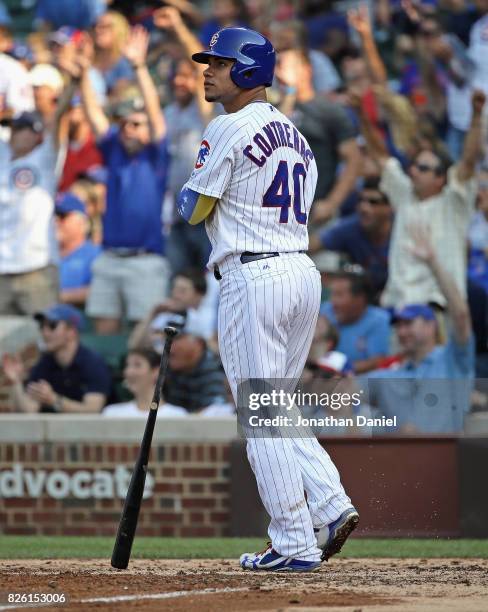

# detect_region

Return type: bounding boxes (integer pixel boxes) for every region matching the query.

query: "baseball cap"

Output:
[11,111,44,134]
[34,304,85,331]
[55,192,87,216]
[391,304,436,324]
[28,64,64,94]
[316,351,353,376]
[48,27,81,47]
[111,97,146,119]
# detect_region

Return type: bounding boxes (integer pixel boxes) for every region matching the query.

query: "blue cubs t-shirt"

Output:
[60,241,101,290]
[98,127,168,254]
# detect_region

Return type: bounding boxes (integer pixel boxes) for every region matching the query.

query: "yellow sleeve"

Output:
[188,193,218,225]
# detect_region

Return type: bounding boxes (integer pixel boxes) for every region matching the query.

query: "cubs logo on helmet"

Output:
[195,140,211,169]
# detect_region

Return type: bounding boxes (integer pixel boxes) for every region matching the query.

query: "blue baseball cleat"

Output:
[315,507,359,562]
[240,543,320,572]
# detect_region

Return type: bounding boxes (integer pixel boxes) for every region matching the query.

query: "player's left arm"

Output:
[177,186,218,225]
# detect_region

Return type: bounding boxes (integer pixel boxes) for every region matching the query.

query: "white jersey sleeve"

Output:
[185,115,240,199]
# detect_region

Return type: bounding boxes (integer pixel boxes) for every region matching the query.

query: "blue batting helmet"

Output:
[192,27,275,89]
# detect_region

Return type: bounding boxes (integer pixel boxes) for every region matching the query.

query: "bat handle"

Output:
[151,326,179,407]
[164,325,179,338]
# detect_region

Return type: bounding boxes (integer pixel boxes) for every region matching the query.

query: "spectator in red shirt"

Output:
[59,95,103,191]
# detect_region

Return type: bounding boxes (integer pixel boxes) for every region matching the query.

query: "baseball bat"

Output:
[111,326,178,569]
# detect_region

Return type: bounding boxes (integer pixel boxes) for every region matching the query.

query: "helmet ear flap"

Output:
[240,67,258,83]
[231,64,260,88]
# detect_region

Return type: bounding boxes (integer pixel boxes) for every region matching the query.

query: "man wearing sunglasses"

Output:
[309,176,392,298]
[3,304,111,413]
[359,89,485,309]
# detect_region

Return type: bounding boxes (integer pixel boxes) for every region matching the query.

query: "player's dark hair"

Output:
[126,348,161,370]
[177,269,207,295]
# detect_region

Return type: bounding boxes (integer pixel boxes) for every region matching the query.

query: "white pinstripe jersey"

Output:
[184,101,318,268]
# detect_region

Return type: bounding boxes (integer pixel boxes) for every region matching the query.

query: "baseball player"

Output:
[177,27,358,572]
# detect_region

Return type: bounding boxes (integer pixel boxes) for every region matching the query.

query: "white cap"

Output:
[28,64,64,94]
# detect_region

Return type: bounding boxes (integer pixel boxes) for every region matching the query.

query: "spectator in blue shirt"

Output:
[320,271,391,373]
[55,192,101,307]
[3,304,111,413]
[366,224,474,434]
[310,177,392,298]
[78,26,170,333]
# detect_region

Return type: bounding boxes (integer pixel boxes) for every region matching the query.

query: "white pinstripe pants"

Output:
[217,253,352,561]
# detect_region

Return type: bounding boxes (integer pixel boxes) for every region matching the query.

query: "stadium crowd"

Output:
[1,0,487,433]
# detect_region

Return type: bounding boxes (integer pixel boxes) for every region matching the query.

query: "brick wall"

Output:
[0,442,231,536]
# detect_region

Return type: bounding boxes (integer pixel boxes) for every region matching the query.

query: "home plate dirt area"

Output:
[1,558,487,612]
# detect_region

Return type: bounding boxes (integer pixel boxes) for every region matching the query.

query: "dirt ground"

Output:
[1,558,488,612]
